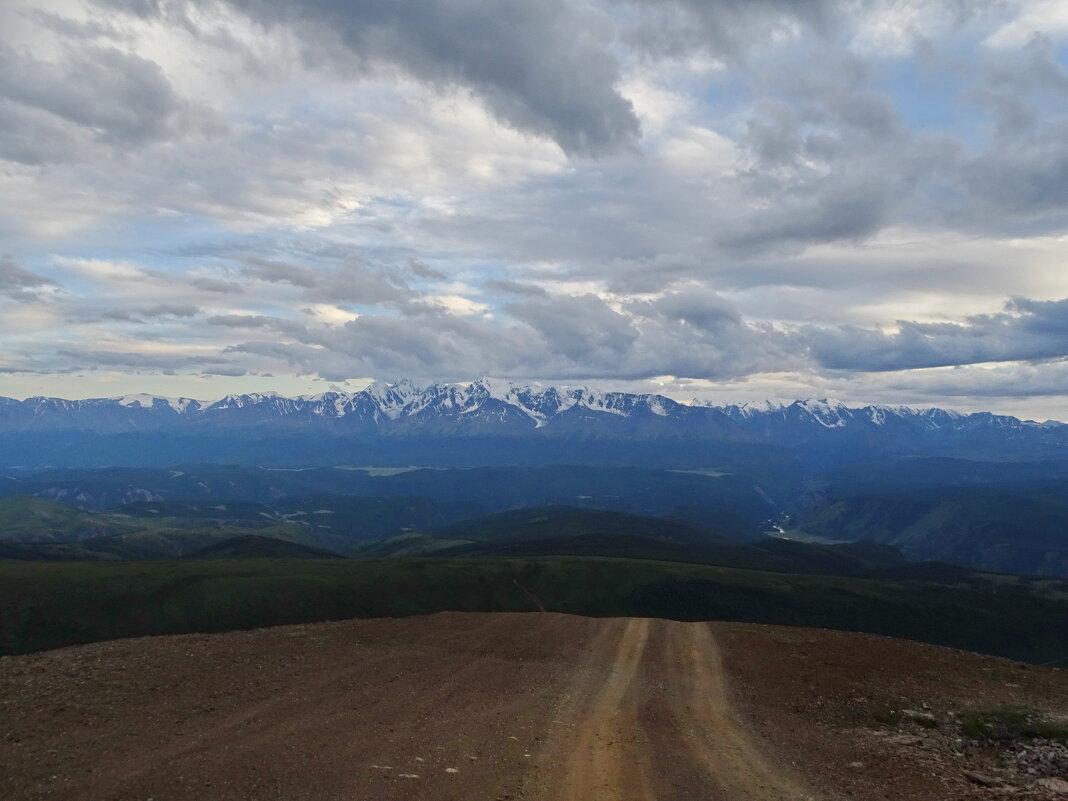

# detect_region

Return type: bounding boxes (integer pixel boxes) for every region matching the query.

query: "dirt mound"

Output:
[1,613,1065,800]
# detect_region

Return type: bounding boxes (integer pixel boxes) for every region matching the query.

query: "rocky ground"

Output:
[1,613,1066,800]
[718,624,1068,799]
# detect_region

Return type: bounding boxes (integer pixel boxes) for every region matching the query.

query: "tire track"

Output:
[543,619,815,801]
[557,617,655,801]
[666,622,814,800]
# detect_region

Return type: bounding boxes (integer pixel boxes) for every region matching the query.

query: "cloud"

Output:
[484,278,548,298]
[507,293,639,363]
[241,256,413,306]
[985,0,1068,49]
[406,259,447,280]
[622,0,835,62]
[0,256,57,301]
[192,276,243,293]
[241,257,318,288]
[102,304,200,321]
[0,42,214,165]
[94,0,642,157]
[55,347,235,369]
[803,297,1068,371]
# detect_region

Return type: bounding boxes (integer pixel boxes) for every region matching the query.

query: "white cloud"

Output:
[0,0,1067,418]
[985,0,1068,49]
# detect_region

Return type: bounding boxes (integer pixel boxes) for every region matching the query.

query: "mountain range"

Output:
[1,377,1063,435]
[2,378,1066,469]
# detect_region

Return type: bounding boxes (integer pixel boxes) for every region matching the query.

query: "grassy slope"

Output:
[2,556,1068,663]
[0,496,120,542]
[431,505,728,546]
[186,535,344,559]
[802,489,1068,576]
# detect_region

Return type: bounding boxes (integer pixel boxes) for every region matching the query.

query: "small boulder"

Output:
[1036,777,1068,794]
[963,770,1000,788]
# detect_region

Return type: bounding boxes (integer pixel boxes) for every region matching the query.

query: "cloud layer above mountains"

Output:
[2,0,1068,416]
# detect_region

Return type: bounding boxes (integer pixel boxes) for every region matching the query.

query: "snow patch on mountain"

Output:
[366,379,423,419]
[2,381,1063,446]
[116,394,198,413]
[795,398,850,428]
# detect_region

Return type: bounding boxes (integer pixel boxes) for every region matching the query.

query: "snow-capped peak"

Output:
[115,394,198,413]
[364,379,423,419]
[208,392,282,410]
[793,398,850,428]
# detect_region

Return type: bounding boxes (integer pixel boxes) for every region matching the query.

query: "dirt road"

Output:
[535,617,811,801]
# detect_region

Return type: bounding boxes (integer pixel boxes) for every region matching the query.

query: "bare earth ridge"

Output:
[2,613,1066,800]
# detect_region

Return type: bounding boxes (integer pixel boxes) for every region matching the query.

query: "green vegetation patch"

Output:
[4,556,1068,662]
[960,706,1068,744]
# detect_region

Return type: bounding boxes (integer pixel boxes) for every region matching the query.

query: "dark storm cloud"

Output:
[0,256,57,301]
[0,42,208,165]
[804,297,1068,371]
[95,0,641,157]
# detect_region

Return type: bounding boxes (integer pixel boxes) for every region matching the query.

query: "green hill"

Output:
[3,556,1068,663]
[801,489,1068,576]
[431,505,729,546]
[0,496,118,543]
[187,535,344,560]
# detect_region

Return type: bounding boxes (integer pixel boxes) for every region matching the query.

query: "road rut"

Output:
[537,618,814,801]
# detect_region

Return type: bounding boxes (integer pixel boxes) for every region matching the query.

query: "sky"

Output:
[1,0,1068,418]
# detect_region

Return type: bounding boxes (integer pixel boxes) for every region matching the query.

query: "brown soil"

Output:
[1,613,1066,801]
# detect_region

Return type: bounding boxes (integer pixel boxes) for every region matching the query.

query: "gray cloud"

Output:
[192,277,243,293]
[0,42,212,165]
[628,287,741,332]
[406,259,447,281]
[55,348,234,369]
[102,304,200,321]
[0,256,57,301]
[484,278,548,298]
[622,0,835,62]
[27,9,129,42]
[241,257,318,288]
[95,0,641,157]
[241,256,411,306]
[804,297,1068,371]
[507,294,638,363]
[214,283,787,383]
